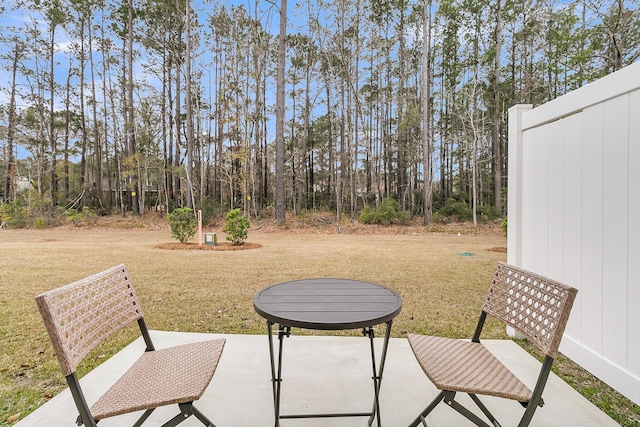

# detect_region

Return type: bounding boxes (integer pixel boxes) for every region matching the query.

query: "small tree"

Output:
[168,208,196,243]
[223,208,250,245]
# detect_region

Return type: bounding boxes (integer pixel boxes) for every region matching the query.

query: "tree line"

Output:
[0,0,638,226]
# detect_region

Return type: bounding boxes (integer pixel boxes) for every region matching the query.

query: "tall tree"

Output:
[2,35,24,203]
[489,0,503,213]
[274,0,287,221]
[44,0,67,211]
[421,0,433,225]
[185,0,195,209]
[591,0,640,73]
[126,0,139,214]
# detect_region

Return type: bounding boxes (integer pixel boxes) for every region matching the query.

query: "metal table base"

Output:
[266,319,394,427]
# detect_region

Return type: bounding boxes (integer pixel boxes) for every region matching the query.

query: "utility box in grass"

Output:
[204,232,217,246]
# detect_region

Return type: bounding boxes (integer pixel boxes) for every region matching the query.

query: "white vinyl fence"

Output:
[507,61,640,405]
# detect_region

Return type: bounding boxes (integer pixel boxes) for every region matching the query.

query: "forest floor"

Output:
[58,211,507,253]
[58,210,506,237]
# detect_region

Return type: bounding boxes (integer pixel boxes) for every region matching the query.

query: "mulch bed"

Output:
[156,242,261,251]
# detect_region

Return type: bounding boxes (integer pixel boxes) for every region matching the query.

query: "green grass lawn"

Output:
[0,222,638,426]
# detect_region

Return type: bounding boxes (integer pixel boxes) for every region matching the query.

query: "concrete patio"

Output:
[16,330,619,427]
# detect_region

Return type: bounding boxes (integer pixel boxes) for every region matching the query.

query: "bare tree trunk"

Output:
[127,0,139,214]
[175,47,183,208]
[79,18,88,198]
[89,10,102,211]
[274,0,287,221]
[161,46,170,213]
[63,65,71,199]
[303,46,312,212]
[253,2,265,216]
[491,0,503,212]
[184,0,195,209]
[422,0,433,225]
[397,8,407,210]
[4,37,22,203]
[49,23,57,211]
[101,13,113,211]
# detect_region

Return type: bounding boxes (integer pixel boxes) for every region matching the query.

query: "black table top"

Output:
[253,278,402,330]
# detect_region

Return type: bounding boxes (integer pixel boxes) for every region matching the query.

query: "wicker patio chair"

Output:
[35,264,225,427]
[407,262,578,427]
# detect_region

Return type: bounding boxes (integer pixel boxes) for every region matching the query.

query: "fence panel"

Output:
[508,61,640,405]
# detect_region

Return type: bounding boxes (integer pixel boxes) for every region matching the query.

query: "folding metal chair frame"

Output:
[408,262,577,427]
[35,265,220,427]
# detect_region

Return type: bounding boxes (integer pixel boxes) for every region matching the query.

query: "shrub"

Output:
[359,206,375,224]
[196,195,225,226]
[359,198,411,225]
[168,208,197,243]
[0,200,29,228]
[439,198,472,221]
[65,206,97,225]
[375,198,400,225]
[223,209,250,245]
[476,205,501,221]
[502,216,508,237]
[430,212,448,224]
[396,209,411,225]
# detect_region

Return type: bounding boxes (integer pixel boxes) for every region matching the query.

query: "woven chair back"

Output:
[35,264,144,376]
[483,262,577,358]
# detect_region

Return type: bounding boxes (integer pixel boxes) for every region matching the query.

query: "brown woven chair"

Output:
[407,262,578,427]
[35,264,226,427]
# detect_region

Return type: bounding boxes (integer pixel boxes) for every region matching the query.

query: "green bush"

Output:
[196,195,225,226]
[34,217,46,228]
[168,208,197,243]
[0,200,29,228]
[359,198,411,225]
[502,216,508,237]
[476,205,501,221]
[396,209,411,225]
[376,198,400,225]
[439,198,472,221]
[222,209,250,245]
[359,206,375,224]
[65,206,97,225]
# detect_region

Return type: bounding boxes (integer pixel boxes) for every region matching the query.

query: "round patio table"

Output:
[254,278,402,427]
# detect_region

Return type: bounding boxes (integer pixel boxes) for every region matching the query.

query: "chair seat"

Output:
[90,338,226,420]
[407,334,532,403]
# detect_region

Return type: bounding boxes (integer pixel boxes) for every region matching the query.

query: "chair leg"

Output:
[408,391,445,427]
[159,411,191,427]
[128,403,214,427]
[469,394,501,427]
[192,405,217,427]
[133,409,155,427]
[159,403,201,427]
[443,392,494,427]
[517,356,553,427]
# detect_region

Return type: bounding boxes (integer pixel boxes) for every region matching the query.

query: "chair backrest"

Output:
[35,264,144,377]
[483,262,577,358]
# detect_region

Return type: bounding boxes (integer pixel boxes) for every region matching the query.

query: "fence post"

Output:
[507,104,532,339]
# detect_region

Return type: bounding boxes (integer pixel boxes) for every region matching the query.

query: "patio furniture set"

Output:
[35,262,577,427]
